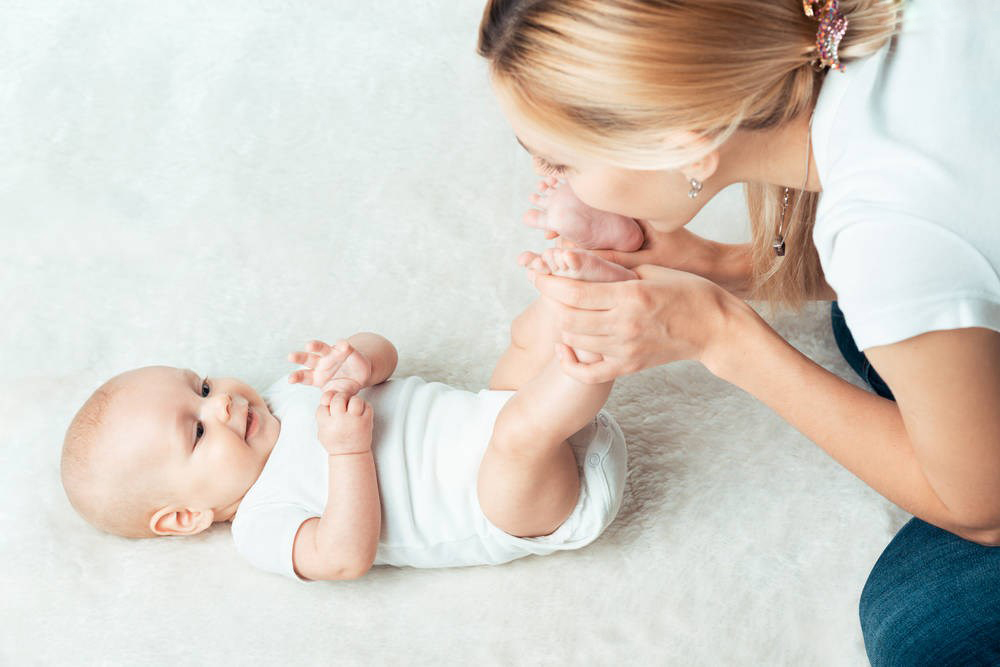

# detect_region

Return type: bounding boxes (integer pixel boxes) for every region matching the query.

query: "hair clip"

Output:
[802,0,849,72]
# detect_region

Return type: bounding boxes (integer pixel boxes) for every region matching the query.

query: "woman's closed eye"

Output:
[534,156,570,176]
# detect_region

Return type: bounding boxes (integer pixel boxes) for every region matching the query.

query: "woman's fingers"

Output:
[533,273,620,310]
[586,247,651,269]
[556,345,623,384]
[543,299,618,336]
[559,331,618,357]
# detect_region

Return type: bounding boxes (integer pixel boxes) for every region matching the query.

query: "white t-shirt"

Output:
[811,0,1000,350]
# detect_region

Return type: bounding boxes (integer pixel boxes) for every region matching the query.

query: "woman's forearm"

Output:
[705,300,1000,544]
[697,241,837,301]
[700,240,754,297]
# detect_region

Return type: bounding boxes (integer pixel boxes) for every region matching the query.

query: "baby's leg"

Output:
[478,358,613,537]
[488,299,558,391]
[479,249,626,538]
[490,248,635,388]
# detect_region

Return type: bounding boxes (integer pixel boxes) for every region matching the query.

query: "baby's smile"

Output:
[245,406,259,442]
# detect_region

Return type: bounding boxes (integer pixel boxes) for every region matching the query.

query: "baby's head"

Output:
[61,366,280,538]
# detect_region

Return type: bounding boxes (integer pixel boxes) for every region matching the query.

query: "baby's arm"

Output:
[292,392,380,581]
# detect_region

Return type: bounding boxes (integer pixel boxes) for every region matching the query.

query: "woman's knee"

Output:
[859,519,1000,666]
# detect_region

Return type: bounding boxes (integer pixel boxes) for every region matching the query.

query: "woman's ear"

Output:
[149,506,215,536]
[682,149,720,183]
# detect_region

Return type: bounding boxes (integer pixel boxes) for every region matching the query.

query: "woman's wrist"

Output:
[698,291,770,381]
[703,241,753,297]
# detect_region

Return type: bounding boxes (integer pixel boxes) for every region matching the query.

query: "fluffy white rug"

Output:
[1,2,905,664]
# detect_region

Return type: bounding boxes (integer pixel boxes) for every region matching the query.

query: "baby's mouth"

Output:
[245,406,255,443]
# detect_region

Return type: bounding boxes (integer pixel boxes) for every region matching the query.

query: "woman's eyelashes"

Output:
[534,156,570,176]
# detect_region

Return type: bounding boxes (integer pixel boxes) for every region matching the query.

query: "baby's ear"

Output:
[150,507,214,536]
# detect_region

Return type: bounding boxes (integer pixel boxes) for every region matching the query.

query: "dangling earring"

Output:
[687,178,703,199]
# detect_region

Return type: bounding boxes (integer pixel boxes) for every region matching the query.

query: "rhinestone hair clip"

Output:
[803,0,849,72]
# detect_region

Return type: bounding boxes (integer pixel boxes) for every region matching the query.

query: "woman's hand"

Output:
[582,222,754,297]
[530,264,737,383]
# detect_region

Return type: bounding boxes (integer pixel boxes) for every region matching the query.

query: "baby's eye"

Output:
[195,421,204,444]
[201,379,210,397]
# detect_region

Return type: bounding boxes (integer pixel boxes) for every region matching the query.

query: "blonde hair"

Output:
[61,379,160,538]
[479,0,901,305]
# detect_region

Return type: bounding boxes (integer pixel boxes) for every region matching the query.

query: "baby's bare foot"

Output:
[517,248,637,363]
[524,180,644,252]
[539,247,637,282]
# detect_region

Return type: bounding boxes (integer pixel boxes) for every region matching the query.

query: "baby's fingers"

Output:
[347,395,368,416]
[322,377,362,396]
[323,391,350,413]
[288,368,318,385]
[304,340,335,357]
[315,342,353,372]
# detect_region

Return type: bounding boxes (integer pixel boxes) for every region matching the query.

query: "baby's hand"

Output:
[316,392,374,456]
[288,339,374,396]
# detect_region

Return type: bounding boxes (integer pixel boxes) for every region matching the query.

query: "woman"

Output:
[479,0,1000,663]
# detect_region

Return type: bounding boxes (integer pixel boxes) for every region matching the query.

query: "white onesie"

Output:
[231,376,627,579]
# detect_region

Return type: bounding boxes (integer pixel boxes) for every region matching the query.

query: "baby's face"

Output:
[108,366,280,524]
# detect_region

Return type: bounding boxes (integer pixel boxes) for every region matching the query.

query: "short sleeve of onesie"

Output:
[231,502,314,581]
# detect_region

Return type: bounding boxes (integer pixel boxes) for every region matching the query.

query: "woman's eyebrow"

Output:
[515,136,536,155]
[515,136,564,167]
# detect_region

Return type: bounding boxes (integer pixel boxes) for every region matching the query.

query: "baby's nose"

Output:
[213,393,232,422]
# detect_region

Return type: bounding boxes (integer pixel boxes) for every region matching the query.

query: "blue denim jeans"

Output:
[831,302,1000,665]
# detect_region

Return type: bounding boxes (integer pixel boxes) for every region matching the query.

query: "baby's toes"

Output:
[563,249,584,273]
[523,209,547,230]
[517,250,540,268]
[529,192,548,208]
[540,247,564,273]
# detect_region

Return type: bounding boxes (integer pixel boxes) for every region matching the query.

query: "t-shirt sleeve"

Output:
[825,213,1000,350]
[231,502,316,581]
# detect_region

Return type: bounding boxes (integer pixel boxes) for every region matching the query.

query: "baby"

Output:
[61,249,637,581]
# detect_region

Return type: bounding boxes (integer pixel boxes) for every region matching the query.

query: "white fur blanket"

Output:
[0,2,903,664]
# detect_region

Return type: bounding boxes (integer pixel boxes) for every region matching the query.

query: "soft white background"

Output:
[1,2,906,664]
